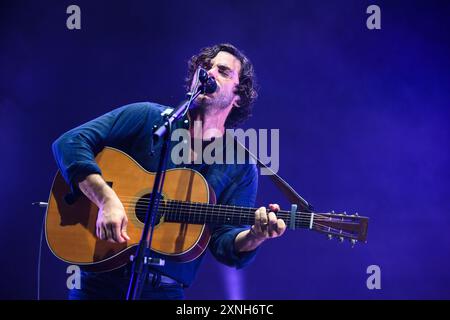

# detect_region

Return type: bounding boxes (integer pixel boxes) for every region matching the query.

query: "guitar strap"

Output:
[233,138,314,213]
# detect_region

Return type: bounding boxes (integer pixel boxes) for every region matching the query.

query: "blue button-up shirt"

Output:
[52,102,259,286]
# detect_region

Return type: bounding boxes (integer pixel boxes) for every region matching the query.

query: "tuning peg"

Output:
[328,234,334,240]
[331,210,335,213]
[351,239,358,247]
[343,211,347,215]
[339,237,344,242]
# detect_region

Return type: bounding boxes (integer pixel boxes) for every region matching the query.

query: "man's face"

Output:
[193,51,241,112]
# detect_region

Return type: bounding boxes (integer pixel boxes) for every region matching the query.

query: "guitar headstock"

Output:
[310,211,369,246]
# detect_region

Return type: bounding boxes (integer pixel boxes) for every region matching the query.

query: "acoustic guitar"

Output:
[45,147,369,272]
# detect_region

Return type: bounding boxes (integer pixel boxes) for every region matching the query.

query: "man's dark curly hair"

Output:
[185,43,258,128]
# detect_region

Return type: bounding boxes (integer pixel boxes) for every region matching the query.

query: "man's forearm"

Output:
[234,229,265,253]
[78,173,117,207]
[78,174,130,243]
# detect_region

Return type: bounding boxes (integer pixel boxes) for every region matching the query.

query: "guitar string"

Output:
[118,201,335,223]
[126,204,347,223]
[116,196,339,220]
[120,204,348,228]
[81,193,359,235]
[101,214,351,239]
[95,210,347,237]
[116,203,357,236]
[117,195,357,219]
[87,200,354,238]
[311,222,356,239]
[309,221,357,239]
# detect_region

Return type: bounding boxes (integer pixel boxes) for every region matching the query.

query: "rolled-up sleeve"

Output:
[208,164,259,269]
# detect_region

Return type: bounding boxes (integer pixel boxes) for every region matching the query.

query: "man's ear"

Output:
[232,95,241,108]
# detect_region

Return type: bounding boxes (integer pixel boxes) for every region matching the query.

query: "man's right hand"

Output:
[78,173,130,243]
[97,197,130,243]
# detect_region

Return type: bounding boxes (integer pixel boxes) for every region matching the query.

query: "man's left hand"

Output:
[250,203,286,241]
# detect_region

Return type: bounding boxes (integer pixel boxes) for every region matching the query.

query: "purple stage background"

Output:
[1,0,449,299]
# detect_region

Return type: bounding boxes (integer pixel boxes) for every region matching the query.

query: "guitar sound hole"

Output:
[135,193,164,225]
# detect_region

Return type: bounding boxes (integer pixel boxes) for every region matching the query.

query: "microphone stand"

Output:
[126,84,206,300]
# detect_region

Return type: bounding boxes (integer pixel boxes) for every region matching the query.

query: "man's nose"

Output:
[207,68,218,79]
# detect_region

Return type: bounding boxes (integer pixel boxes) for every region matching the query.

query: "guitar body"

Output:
[45,147,213,272]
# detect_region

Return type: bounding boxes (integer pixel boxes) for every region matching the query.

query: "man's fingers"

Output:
[277,219,286,236]
[99,225,106,241]
[260,207,268,226]
[111,223,125,243]
[251,204,286,240]
[268,203,280,213]
[121,217,130,241]
[258,207,268,236]
[96,225,101,240]
[105,224,115,243]
[268,212,277,224]
[268,212,278,237]
[254,207,262,233]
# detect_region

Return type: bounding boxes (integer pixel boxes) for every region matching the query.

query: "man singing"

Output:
[52,43,286,300]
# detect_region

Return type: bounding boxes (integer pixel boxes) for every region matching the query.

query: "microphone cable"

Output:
[33,201,48,300]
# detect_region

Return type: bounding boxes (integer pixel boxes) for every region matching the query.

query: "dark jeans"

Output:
[68,266,185,300]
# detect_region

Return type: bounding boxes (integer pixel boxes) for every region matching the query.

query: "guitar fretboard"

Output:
[150,199,313,229]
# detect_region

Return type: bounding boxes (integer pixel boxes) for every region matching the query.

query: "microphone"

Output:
[198,68,217,94]
[155,68,217,141]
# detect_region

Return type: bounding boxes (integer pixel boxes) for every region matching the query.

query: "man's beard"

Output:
[193,90,233,113]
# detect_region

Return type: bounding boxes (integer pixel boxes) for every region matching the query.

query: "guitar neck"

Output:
[158,200,312,229]
[154,200,368,242]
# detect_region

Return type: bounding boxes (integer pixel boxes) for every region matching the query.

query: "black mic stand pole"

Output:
[126,85,206,300]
